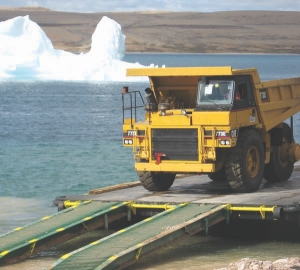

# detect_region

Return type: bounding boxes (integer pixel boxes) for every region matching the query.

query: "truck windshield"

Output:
[197,79,235,105]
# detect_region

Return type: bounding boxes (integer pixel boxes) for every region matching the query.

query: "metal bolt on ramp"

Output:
[50,203,227,270]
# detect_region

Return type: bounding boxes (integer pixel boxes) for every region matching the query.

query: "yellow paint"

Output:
[28,239,38,243]
[42,216,51,220]
[124,66,300,176]
[151,112,191,126]
[255,77,300,131]
[56,228,65,232]
[14,227,23,231]
[135,247,143,260]
[127,66,233,77]
[179,202,189,207]
[108,255,118,261]
[135,161,215,173]
[193,111,231,126]
[64,200,82,208]
[82,200,92,204]
[228,205,276,219]
[124,118,135,125]
[30,242,36,255]
[83,217,92,221]
[0,250,10,256]
[129,202,175,211]
[61,253,71,259]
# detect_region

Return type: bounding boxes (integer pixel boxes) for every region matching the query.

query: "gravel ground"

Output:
[216,257,300,270]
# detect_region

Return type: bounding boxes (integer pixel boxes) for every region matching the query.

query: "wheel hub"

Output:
[246,146,260,177]
[278,138,289,167]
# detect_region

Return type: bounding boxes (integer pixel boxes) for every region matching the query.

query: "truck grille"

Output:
[152,128,198,161]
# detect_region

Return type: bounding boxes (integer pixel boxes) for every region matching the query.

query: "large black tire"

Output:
[225,129,264,193]
[264,123,294,182]
[207,166,227,182]
[138,171,176,191]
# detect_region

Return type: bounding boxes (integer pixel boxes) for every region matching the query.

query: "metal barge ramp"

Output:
[51,203,226,270]
[2,164,300,268]
[0,201,128,266]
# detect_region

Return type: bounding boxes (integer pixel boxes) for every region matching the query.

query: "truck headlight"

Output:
[124,139,133,145]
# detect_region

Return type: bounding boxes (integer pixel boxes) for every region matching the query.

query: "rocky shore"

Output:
[217,257,300,270]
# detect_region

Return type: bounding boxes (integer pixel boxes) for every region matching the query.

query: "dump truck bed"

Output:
[127,66,300,132]
[254,77,300,131]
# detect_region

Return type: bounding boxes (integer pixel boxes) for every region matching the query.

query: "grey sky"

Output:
[0,0,300,12]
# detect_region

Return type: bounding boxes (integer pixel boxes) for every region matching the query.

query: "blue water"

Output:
[124,53,300,80]
[0,81,146,201]
[1,53,300,231]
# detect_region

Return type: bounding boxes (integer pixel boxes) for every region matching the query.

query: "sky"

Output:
[1,0,300,13]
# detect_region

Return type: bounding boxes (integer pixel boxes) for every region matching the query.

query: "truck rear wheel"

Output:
[264,123,294,182]
[138,171,176,191]
[207,166,227,182]
[225,129,264,193]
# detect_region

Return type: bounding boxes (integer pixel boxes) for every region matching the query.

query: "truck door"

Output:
[232,76,258,125]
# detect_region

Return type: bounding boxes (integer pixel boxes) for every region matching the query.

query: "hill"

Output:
[0,8,299,54]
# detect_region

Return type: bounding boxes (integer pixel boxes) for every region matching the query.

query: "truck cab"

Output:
[122,66,300,193]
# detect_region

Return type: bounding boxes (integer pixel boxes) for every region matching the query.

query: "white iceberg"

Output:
[0,15,149,81]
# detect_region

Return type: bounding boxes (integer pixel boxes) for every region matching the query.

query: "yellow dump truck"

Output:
[122,66,300,193]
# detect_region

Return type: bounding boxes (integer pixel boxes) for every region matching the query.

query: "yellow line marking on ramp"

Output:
[28,239,38,243]
[61,253,71,259]
[108,255,118,261]
[0,250,10,256]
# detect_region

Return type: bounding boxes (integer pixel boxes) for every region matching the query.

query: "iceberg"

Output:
[0,15,149,81]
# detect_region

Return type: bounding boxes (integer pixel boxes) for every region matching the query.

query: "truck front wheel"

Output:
[264,123,294,182]
[138,171,176,191]
[225,129,264,193]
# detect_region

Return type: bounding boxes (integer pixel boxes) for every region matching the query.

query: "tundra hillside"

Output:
[0,7,299,54]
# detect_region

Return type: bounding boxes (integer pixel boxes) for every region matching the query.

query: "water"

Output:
[1,53,300,269]
[124,53,300,80]
[0,81,143,202]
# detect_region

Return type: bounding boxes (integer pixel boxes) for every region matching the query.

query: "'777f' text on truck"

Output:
[122,66,300,193]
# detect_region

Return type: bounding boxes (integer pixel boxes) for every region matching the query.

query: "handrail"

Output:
[122,90,145,128]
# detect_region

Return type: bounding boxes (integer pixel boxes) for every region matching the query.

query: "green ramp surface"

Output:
[0,201,127,265]
[51,203,226,270]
